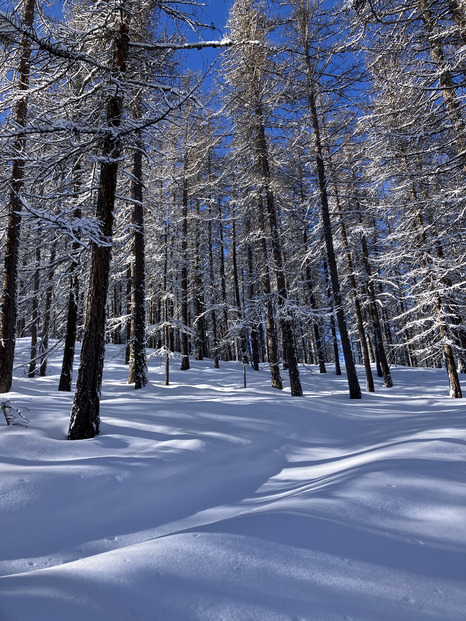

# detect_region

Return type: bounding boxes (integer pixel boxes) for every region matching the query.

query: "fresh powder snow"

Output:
[0,339,465,620]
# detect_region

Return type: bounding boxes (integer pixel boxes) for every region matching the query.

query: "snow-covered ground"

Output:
[1,339,465,620]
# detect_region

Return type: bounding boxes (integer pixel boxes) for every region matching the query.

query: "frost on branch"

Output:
[1,400,29,427]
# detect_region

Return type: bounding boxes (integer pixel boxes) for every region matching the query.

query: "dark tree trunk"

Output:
[193,199,206,361]
[128,136,148,389]
[307,85,360,398]
[435,296,462,398]
[359,231,393,387]
[324,260,342,376]
[255,114,302,395]
[0,0,35,393]
[68,19,129,440]
[335,196,374,392]
[309,290,326,373]
[124,264,132,364]
[58,271,79,391]
[28,247,41,378]
[180,172,190,371]
[218,201,232,361]
[59,198,82,391]
[39,248,55,377]
[256,189,283,391]
[245,216,260,372]
[208,202,220,369]
[231,203,249,363]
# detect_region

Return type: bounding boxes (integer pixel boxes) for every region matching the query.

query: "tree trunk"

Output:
[193,199,206,361]
[128,135,148,389]
[359,226,393,387]
[59,189,82,391]
[334,195,374,392]
[0,0,35,393]
[435,296,462,398]
[255,114,302,395]
[39,248,55,377]
[58,270,80,391]
[180,170,190,371]
[68,19,129,440]
[28,247,41,378]
[307,85,360,397]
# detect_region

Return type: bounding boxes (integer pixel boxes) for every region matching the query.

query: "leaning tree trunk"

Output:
[0,0,35,393]
[68,18,129,440]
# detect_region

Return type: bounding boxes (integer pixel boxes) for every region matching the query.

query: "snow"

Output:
[1,339,465,621]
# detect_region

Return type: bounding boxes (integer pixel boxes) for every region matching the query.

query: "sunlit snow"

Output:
[0,339,465,620]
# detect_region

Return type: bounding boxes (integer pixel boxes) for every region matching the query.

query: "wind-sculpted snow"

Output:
[0,341,465,620]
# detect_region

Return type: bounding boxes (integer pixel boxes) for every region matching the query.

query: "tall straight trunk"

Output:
[299,170,326,373]
[231,201,249,362]
[207,157,220,368]
[256,189,283,390]
[68,18,129,440]
[255,114,302,395]
[193,199,206,360]
[323,261,342,376]
[360,231,393,387]
[162,225,172,384]
[124,264,132,364]
[39,248,55,377]
[412,196,462,395]
[0,0,35,393]
[245,215,261,371]
[307,87,360,397]
[28,247,40,378]
[59,197,82,391]
[128,134,148,389]
[435,296,462,397]
[218,200,232,361]
[58,271,80,391]
[180,171,190,370]
[334,194,374,392]
[294,0,359,395]
[208,200,220,368]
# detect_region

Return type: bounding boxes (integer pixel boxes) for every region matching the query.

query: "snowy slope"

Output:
[0,340,465,620]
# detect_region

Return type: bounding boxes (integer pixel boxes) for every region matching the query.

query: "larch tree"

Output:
[223,0,303,396]
[284,0,362,398]
[0,0,36,393]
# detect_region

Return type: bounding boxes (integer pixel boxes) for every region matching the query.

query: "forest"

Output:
[0,0,465,440]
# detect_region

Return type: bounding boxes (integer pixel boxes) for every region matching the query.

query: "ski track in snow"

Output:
[0,340,465,620]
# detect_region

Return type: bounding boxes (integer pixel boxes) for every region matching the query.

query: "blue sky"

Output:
[202,1,231,34]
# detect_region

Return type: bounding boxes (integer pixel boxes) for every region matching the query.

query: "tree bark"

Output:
[334,187,374,392]
[68,18,129,439]
[307,83,361,398]
[28,247,41,378]
[59,200,82,391]
[39,248,55,377]
[180,168,190,371]
[128,135,148,389]
[0,0,35,393]
[255,114,302,395]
